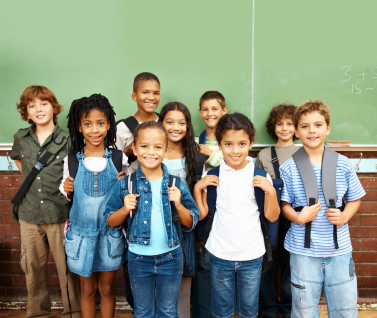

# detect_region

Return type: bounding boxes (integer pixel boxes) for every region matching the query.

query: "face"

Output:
[162,110,187,143]
[133,128,167,170]
[27,99,55,126]
[275,116,295,142]
[199,99,228,129]
[295,111,330,149]
[218,129,252,170]
[132,80,160,114]
[78,109,110,148]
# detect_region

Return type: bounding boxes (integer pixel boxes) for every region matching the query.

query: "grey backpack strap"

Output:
[292,147,318,248]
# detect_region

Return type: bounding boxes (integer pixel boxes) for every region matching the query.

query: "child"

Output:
[280,100,365,318]
[105,121,200,318]
[195,90,228,171]
[255,103,297,318]
[159,102,201,318]
[194,113,280,318]
[10,85,81,318]
[116,72,160,173]
[61,94,129,318]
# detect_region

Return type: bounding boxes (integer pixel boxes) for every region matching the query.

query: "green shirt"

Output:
[10,124,71,224]
[194,136,223,171]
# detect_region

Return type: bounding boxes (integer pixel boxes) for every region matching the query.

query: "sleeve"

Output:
[122,153,130,175]
[179,180,200,232]
[207,149,223,168]
[255,152,263,169]
[202,170,209,193]
[103,178,128,225]
[266,172,273,185]
[59,157,70,200]
[194,136,199,144]
[343,158,366,202]
[10,131,22,160]
[115,121,134,151]
[280,162,295,204]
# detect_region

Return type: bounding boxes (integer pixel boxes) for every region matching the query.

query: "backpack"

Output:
[292,146,344,249]
[199,165,281,262]
[198,129,207,145]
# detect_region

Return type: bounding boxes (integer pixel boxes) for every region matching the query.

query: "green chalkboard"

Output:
[0,0,376,145]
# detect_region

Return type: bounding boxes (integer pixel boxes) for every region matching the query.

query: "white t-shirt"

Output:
[204,157,272,261]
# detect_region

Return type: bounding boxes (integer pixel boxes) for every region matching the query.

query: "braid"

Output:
[67,94,117,154]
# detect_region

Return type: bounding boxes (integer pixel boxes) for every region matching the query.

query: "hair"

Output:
[133,72,160,92]
[67,94,117,154]
[133,121,168,146]
[158,102,200,193]
[16,85,63,124]
[215,113,256,144]
[265,103,298,141]
[199,90,226,109]
[294,99,330,128]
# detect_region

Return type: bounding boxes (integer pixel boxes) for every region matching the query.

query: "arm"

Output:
[59,157,72,200]
[281,200,321,225]
[206,149,223,168]
[325,199,361,226]
[107,193,139,227]
[169,186,194,228]
[193,175,219,221]
[253,175,280,222]
[14,160,22,173]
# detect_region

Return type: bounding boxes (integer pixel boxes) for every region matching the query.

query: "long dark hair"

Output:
[158,102,199,193]
[67,94,117,153]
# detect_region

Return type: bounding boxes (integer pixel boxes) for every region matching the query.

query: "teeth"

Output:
[144,157,157,162]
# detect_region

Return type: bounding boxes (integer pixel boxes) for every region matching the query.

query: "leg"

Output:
[155,248,182,318]
[290,253,323,318]
[323,253,358,318]
[80,274,98,318]
[123,261,134,309]
[279,247,292,318]
[128,251,155,318]
[45,222,81,318]
[177,277,192,318]
[210,253,236,318]
[19,220,51,318]
[235,256,262,318]
[98,271,116,318]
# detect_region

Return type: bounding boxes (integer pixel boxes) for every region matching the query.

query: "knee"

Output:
[81,281,97,298]
[99,281,114,298]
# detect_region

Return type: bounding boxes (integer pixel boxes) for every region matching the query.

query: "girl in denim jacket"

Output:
[105,121,199,318]
[61,94,129,318]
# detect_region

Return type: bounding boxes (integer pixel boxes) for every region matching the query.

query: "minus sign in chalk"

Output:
[365,88,374,89]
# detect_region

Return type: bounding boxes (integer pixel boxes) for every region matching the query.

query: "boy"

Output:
[115,72,160,173]
[10,85,81,318]
[255,103,297,318]
[195,90,228,171]
[280,100,365,318]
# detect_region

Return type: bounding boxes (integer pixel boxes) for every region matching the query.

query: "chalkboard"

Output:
[0,0,376,145]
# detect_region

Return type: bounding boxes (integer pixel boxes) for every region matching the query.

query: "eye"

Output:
[155,92,159,95]
[156,146,162,149]
[85,123,90,127]
[166,121,172,125]
[277,123,282,126]
[301,125,307,129]
[316,123,323,127]
[28,105,34,108]
[98,122,104,126]
[225,142,231,146]
[240,142,246,146]
[141,145,147,148]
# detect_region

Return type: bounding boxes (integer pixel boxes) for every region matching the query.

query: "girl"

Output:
[105,121,200,318]
[194,113,280,318]
[60,94,129,318]
[158,102,201,318]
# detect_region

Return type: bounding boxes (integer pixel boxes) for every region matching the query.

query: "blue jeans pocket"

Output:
[107,233,125,258]
[65,231,83,260]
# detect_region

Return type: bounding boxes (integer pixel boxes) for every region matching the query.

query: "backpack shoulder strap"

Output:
[111,149,123,173]
[253,166,267,215]
[68,152,79,179]
[196,152,206,179]
[322,147,338,209]
[123,116,139,134]
[198,130,207,145]
[271,146,281,179]
[206,166,220,212]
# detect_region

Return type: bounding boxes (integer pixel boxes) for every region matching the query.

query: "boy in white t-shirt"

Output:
[194,113,280,318]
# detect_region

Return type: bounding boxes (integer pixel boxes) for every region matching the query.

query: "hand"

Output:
[124,144,133,157]
[297,201,321,224]
[199,144,213,157]
[169,186,182,207]
[63,176,74,198]
[325,208,347,226]
[252,176,275,195]
[117,171,127,181]
[194,175,219,192]
[124,193,139,216]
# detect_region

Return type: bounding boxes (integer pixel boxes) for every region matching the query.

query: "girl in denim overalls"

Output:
[105,121,199,318]
[60,94,129,318]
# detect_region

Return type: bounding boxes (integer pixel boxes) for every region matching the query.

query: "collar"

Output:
[220,156,254,175]
[136,162,170,183]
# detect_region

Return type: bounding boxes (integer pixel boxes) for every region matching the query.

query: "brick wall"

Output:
[0,168,376,302]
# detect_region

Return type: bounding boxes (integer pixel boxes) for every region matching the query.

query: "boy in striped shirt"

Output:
[280,100,365,318]
[195,91,228,171]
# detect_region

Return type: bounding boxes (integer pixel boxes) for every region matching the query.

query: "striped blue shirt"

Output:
[280,154,365,257]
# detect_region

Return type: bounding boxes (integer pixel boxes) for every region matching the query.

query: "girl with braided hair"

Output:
[59,94,129,318]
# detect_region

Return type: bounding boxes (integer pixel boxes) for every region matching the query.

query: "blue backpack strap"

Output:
[111,149,123,173]
[198,130,207,145]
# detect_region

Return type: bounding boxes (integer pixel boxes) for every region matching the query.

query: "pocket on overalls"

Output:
[107,232,125,258]
[20,243,28,273]
[65,231,83,260]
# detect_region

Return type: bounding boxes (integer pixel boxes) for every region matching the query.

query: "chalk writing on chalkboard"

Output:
[340,66,377,94]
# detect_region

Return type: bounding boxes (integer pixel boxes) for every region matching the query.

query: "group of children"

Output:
[10,72,365,318]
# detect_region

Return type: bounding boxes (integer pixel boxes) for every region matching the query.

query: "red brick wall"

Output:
[0,170,376,301]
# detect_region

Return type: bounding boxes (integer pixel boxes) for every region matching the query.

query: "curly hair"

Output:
[199,90,226,109]
[67,94,117,154]
[215,113,256,144]
[294,99,330,128]
[158,102,200,193]
[17,85,63,124]
[265,103,298,141]
[133,72,160,92]
[133,121,168,146]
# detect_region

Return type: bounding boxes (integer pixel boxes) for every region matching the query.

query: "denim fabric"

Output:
[290,252,357,318]
[210,253,262,318]
[104,163,199,249]
[128,247,183,318]
[65,149,126,277]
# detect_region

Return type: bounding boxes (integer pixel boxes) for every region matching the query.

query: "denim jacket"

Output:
[104,163,199,249]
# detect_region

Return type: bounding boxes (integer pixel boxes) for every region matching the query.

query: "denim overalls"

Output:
[65,149,126,277]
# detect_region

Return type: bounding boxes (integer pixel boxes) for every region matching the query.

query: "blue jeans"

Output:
[290,252,357,318]
[128,247,182,318]
[210,253,263,318]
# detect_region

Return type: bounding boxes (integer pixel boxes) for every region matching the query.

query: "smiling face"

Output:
[79,109,110,149]
[26,98,55,127]
[132,80,160,114]
[161,110,187,144]
[219,129,252,170]
[295,111,331,150]
[275,116,295,142]
[199,99,228,129]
